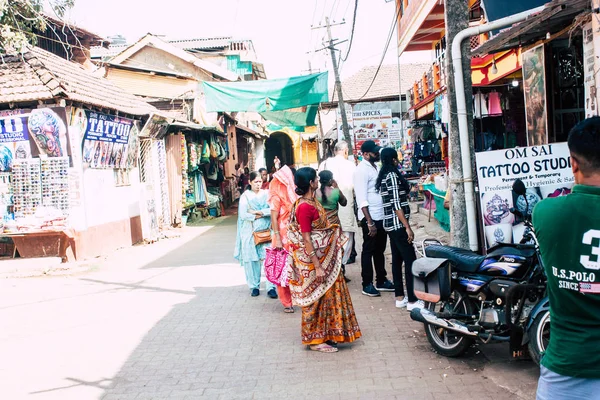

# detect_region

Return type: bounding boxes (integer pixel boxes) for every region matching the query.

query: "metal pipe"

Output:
[410,308,478,336]
[451,5,546,251]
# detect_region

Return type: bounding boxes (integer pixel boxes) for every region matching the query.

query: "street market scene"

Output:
[0,0,599,399]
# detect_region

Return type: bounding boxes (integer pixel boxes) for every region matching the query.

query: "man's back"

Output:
[321,155,355,190]
[533,185,600,378]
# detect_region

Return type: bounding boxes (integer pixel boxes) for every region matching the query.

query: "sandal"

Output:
[309,343,338,353]
[283,307,295,313]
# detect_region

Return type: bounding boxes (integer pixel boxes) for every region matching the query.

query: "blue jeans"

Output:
[537,366,600,400]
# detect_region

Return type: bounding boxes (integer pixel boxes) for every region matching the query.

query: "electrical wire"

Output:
[355,3,401,101]
[319,0,329,26]
[340,0,358,62]
[329,0,340,21]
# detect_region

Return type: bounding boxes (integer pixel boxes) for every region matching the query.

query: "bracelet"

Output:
[307,250,316,257]
[272,230,280,235]
[367,222,375,227]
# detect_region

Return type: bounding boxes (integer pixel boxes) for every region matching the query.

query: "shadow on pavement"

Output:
[142,216,239,269]
[32,210,539,400]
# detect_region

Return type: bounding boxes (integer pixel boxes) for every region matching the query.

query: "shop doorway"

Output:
[265,132,294,170]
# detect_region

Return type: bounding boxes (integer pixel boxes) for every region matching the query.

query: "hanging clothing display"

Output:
[441,95,449,124]
[434,96,442,121]
[473,92,488,118]
[487,92,503,116]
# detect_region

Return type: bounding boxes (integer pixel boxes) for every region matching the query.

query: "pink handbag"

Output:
[264,247,289,285]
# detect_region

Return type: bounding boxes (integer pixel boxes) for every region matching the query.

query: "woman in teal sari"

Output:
[234,172,278,298]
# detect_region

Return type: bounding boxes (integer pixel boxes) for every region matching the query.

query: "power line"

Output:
[329,0,340,21]
[340,0,358,62]
[356,5,401,101]
[332,0,343,21]
[319,0,329,26]
[342,0,353,18]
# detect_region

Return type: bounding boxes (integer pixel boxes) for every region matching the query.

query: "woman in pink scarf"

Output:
[268,165,298,313]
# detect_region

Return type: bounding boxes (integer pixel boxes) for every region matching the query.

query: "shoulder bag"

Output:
[245,192,271,245]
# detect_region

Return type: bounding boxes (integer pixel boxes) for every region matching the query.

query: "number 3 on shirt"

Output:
[581,230,600,270]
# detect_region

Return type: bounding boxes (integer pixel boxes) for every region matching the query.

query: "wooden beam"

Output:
[406,43,433,51]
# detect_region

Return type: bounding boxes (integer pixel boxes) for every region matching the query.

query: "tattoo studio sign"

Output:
[81,110,134,169]
[475,143,574,248]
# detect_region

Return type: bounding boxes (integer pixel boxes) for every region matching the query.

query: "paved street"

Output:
[0,212,539,400]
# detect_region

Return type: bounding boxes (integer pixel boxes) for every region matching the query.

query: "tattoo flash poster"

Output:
[81,110,134,169]
[475,143,574,248]
[0,108,72,172]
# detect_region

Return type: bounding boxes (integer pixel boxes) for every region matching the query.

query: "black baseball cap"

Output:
[360,140,382,154]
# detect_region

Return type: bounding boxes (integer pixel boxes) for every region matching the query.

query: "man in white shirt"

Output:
[353,140,395,297]
[319,141,358,280]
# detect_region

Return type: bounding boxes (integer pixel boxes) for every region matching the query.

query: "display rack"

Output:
[12,159,42,218]
[41,157,70,215]
[423,161,446,175]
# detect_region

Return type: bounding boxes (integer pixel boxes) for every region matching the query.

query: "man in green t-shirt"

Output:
[534,117,600,400]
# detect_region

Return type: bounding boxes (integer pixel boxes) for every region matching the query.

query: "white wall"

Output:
[255,139,266,170]
[82,168,142,228]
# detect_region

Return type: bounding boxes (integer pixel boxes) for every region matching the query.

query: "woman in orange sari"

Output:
[268,165,298,313]
[287,167,362,353]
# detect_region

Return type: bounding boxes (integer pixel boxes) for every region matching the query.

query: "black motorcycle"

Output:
[410,179,550,364]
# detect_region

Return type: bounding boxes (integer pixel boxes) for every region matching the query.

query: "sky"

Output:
[67,0,430,81]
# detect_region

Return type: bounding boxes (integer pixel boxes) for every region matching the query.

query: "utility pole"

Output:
[314,17,353,154]
[445,0,476,249]
[306,60,326,164]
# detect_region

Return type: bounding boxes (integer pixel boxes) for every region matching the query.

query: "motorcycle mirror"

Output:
[513,179,527,197]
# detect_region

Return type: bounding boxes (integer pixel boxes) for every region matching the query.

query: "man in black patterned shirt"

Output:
[376,148,420,310]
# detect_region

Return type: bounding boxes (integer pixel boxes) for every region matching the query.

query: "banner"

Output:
[80,110,134,169]
[388,117,402,141]
[139,113,170,139]
[522,44,548,146]
[476,143,574,248]
[352,108,392,153]
[0,108,71,172]
[583,22,598,118]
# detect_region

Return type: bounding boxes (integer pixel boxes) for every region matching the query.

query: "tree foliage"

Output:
[0,0,75,53]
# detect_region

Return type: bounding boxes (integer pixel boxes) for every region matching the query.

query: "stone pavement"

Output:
[0,211,539,400]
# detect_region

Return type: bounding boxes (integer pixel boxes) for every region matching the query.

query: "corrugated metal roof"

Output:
[168,37,233,50]
[473,0,590,56]
[90,44,129,60]
[0,47,154,116]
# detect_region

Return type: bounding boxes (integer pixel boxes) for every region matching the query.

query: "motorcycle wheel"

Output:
[528,310,550,366]
[424,291,474,357]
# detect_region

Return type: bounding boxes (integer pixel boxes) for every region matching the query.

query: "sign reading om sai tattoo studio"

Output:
[475,143,574,248]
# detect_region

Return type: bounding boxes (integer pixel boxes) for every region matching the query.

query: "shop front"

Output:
[138,114,229,234]
[405,98,449,232]
[469,0,590,251]
[0,105,147,261]
[0,45,162,261]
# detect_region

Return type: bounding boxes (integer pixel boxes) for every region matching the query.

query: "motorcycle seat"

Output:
[424,245,485,273]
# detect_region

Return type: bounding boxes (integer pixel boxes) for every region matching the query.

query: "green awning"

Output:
[203,72,328,112]
[260,105,318,128]
[266,123,305,133]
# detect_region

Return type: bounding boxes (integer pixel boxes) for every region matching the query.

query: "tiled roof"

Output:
[0,47,154,116]
[334,63,430,102]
